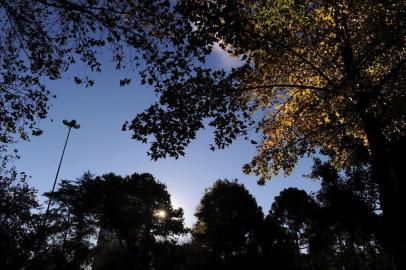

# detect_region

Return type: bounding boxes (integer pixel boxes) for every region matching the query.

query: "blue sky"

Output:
[15,45,320,227]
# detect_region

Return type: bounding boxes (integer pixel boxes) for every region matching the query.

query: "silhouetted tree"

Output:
[0,0,200,146]
[31,172,186,270]
[151,240,190,270]
[192,179,263,269]
[270,188,318,270]
[0,152,40,270]
[308,159,391,270]
[28,173,98,270]
[260,214,298,270]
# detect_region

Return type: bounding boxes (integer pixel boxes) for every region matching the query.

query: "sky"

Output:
[15,44,320,228]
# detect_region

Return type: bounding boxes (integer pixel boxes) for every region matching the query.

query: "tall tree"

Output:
[270,188,318,269]
[260,214,298,270]
[193,179,263,269]
[309,159,389,270]
[125,1,406,267]
[38,172,186,270]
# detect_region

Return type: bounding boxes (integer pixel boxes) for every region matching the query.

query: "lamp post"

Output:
[43,119,80,224]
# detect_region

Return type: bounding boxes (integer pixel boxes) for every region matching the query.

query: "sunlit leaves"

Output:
[127,0,405,184]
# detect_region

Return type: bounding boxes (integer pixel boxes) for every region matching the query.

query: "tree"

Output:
[29,173,99,270]
[125,1,406,267]
[192,179,263,269]
[308,159,390,270]
[270,188,318,269]
[37,172,186,270]
[260,215,298,270]
[0,151,40,270]
[0,0,200,145]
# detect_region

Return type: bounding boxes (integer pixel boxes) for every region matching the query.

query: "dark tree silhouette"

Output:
[192,179,263,269]
[264,179,390,270]
[270,188,318,270]
[0,154,40,270]
[0,167,394,269]
[0,0,199,145]
[308,159,391,270]
[260,215,298,270]
[150,240,190,270]
[29,172,186,270]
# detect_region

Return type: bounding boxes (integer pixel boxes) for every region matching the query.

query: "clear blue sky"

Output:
[15,45,320,227]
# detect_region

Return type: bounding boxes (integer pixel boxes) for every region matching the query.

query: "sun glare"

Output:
[155,209,167,219]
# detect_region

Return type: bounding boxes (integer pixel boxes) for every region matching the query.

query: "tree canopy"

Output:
[32,172,187,270]
[123,1,406,267]
[193,179,263,268]
[125,0,405,180]
[0,169,393,270]
[0,0,202,145]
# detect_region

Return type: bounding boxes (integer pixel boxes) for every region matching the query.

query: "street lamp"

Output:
[43,119,80,223]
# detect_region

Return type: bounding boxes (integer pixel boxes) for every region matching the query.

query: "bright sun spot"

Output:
[155,209,167,219]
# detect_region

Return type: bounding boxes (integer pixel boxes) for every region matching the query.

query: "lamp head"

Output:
[63,119,80,129]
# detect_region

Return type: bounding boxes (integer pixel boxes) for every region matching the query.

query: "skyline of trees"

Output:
[0,168,393,269]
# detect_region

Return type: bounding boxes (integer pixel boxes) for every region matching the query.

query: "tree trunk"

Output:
[361,114,406,270]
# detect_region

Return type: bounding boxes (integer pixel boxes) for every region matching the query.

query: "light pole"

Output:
[43,119,80,224]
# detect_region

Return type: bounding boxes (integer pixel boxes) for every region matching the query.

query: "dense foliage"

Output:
[190,178,389,270]
[0,169,393,270]
[193,180,263,268]
[124,1,406,267]
[28,172,186,270]
[0,152,40,270]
